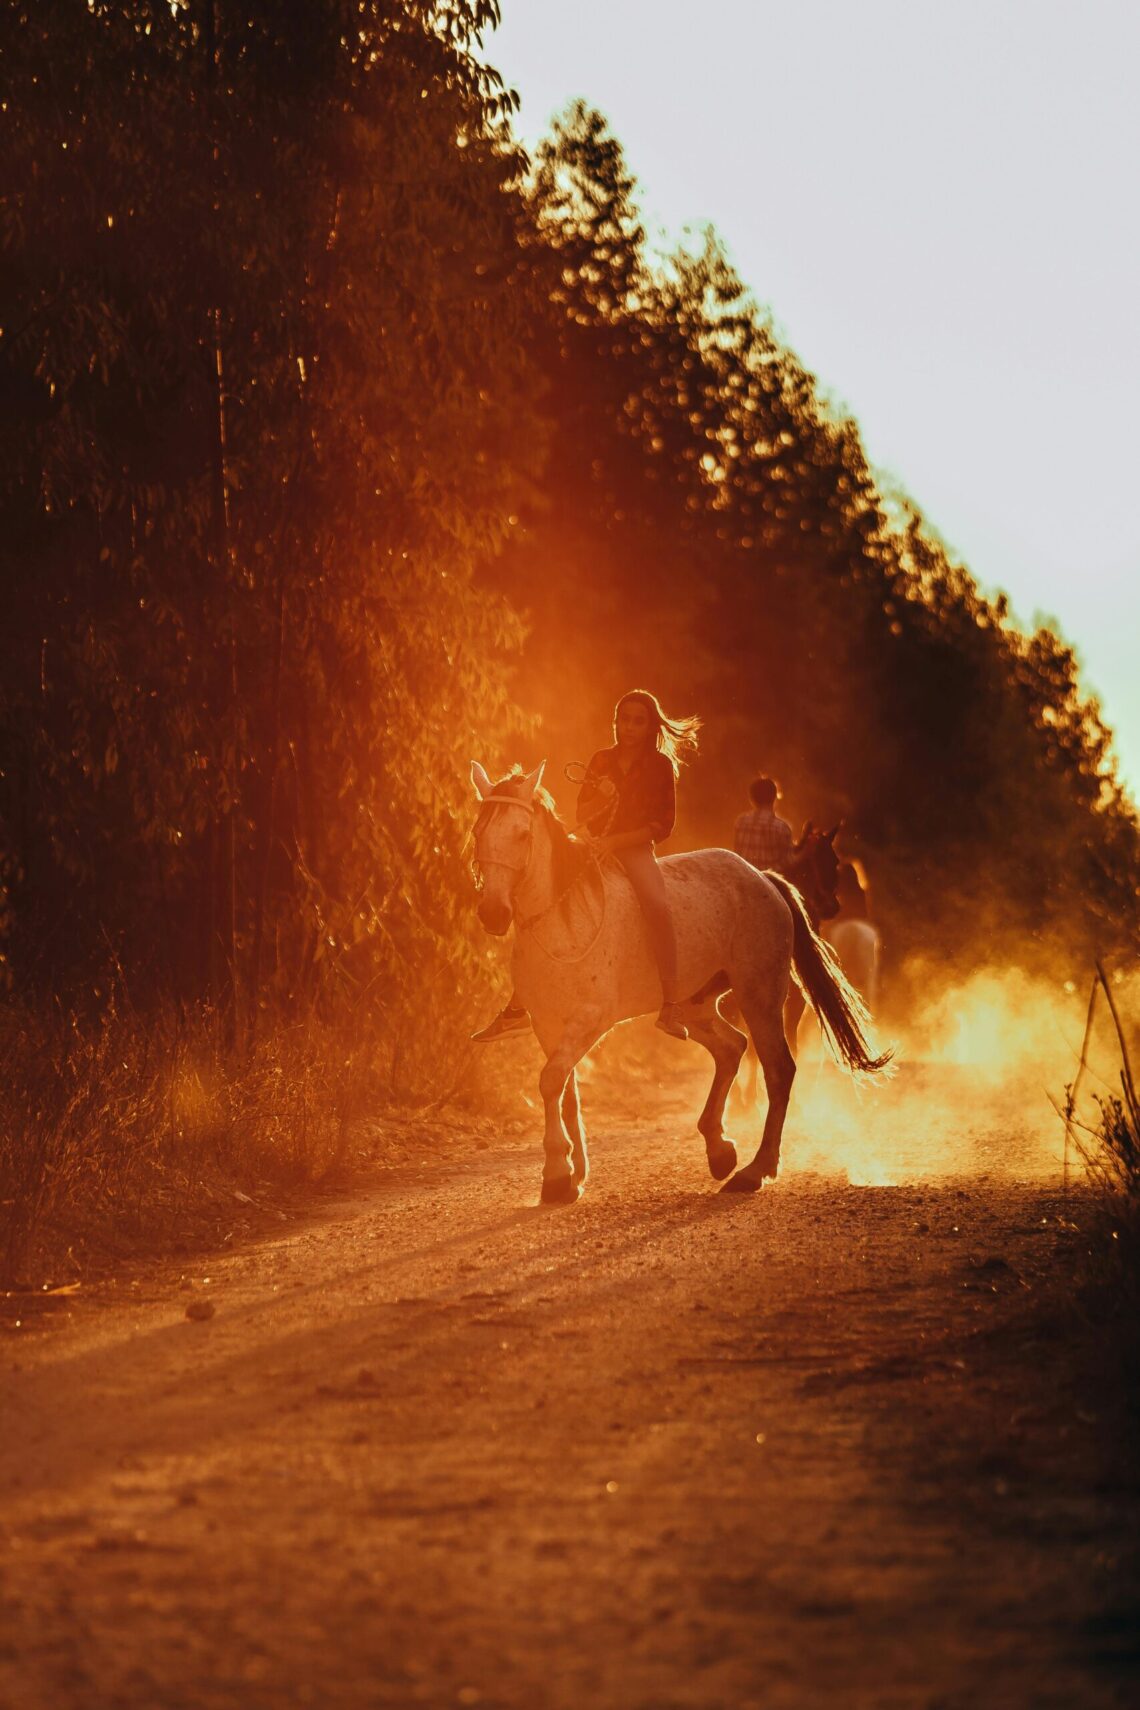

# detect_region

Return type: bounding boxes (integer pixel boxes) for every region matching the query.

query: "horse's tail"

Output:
[766,874,894,1077]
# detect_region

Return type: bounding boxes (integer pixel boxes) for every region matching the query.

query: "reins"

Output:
[564,758,619,836]
[514,851,597,931]
[472,789,609,963]
[517,850,610,963]
[470,795,535,879]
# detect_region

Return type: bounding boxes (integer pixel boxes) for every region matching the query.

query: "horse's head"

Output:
[470,760,546,935]
[789,822,841,924]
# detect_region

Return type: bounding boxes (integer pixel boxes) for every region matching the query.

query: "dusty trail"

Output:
[2,1062,1138,1710]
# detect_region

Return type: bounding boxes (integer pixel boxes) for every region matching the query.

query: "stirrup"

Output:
[655,1003,689,1041]
[469,1006,531,1044]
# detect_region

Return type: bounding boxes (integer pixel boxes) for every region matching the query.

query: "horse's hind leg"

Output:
[561,1069,588,1190]
[737,1036,759,1109]
[723,991,796,1194]
[724,993,759,1113]
[784,982,807,1055]
[686,999,747,1181]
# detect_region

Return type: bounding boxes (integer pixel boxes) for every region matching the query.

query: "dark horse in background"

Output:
[729,823,843,1111]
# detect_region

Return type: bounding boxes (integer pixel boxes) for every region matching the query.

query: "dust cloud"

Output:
[474,963,1126,1191]
[784,963,1087,1186]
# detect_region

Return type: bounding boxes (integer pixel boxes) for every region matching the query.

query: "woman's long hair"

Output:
[615,689,701,775]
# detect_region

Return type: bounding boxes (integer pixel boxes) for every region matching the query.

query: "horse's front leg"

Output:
[536,1013,603,1206]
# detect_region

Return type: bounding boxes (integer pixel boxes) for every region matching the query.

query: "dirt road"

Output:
[2,1059,1138,1709]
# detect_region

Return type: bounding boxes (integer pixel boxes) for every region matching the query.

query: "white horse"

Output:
[470,762,891,1204]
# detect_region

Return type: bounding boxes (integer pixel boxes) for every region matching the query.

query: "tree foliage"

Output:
[489,102,1139,970]
[1,1,542,1041]
[2,40,1135,1067]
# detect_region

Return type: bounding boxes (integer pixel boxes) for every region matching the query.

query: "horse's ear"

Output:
[800,818,815,840]
[471,761,493,800]
[522,760,546,800]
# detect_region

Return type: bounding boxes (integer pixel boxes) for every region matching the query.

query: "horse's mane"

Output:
[488,769,590,894]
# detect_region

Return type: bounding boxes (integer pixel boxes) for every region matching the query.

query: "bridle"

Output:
[471,793,605,952]
[471,794,536,883]
[786,835,840,928]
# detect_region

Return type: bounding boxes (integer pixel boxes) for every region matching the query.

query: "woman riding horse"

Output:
[471,689,699,1043]
[470,763,891,1203]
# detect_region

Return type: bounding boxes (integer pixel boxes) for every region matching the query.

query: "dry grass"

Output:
[0,996,457,1284]
[1058,963,1139,1195]
[1055,963,1140,1387]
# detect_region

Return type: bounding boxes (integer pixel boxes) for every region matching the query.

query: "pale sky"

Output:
[484,0,1140,798]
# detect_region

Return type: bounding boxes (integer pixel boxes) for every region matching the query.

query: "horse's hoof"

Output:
[720,1171,763,1194]
[706,1140,738,1182]
[757,1150,780,1181]
[540,1175,581,1206]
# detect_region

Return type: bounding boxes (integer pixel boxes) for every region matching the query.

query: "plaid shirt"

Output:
[734,807,794,873]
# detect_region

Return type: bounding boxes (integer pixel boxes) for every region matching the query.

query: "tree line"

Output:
[491,103,1139,975]
[2,2,1135,1064]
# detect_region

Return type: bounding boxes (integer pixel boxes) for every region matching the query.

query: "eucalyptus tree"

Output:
[496,102,1138,965]
[0,1,543,1042]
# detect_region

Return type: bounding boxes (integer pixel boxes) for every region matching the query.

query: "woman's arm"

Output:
[585,753,675,850]
[645,752,676,844]
[575,753,616,829]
